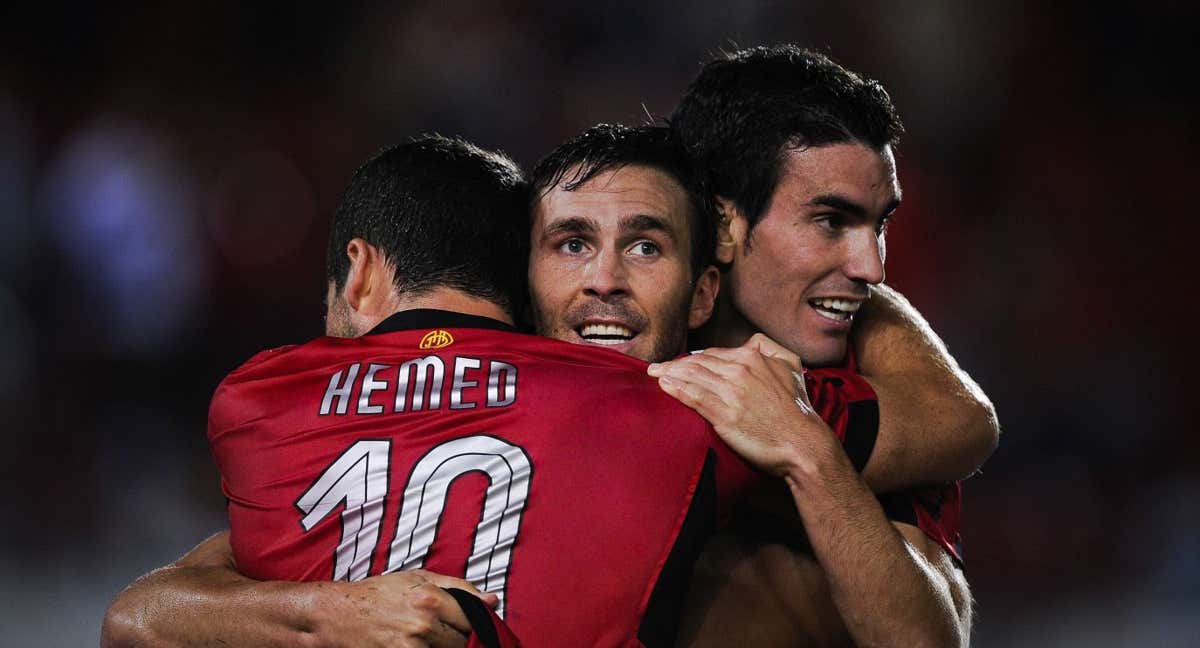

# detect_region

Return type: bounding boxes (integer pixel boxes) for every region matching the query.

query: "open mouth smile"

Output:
[576,322,638,346]
[808,297,864,322]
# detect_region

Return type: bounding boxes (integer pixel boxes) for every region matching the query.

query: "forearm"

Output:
[102,534,342,648]
[784,441,965,648]
[854,284,998,492]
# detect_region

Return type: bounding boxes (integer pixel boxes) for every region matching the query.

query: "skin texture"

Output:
[697,142,898,367]
[529,164,719,363]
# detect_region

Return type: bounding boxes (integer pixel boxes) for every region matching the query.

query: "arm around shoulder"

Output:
[853,284,999,492]
[101,530,338,648]
[101,529,495,648]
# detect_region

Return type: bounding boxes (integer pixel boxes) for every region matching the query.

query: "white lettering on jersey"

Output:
[320,363,361,415]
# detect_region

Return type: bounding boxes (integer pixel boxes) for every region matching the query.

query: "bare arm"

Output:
[101,530,493,648]
[652,338,970,647]
[677,518,970,648]
[853,284,999,492]
[783,449,970,647]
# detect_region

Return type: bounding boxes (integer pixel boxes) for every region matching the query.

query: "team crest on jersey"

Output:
[419,329,454,349]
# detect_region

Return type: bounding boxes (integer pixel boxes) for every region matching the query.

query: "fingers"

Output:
[402,580,474,637]
[655,346,797,400]
[416,570,499,608]
[655,366,733,421]
[651,353,746,391]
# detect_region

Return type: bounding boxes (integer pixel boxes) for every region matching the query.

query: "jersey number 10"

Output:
[294,435,532,617]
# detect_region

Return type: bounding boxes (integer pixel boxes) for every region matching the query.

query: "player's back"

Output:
[209,311,752,648]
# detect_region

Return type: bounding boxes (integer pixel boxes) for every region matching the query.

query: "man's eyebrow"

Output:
[541,216,597,240]
[810,194,902,220]
[621,214,675,240]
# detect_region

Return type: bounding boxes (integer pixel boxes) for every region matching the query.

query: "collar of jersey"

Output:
[365,308,516,336]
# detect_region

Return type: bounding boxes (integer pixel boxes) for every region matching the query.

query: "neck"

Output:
[691,282,756,348]
[392,288,514,325]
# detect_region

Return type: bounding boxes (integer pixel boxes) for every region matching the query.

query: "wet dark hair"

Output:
[325,135,528,316]
[529,123,716,278]
[671,45,903,230]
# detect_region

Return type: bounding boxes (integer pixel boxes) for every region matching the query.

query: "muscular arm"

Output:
[853,284,999,492]
[783,445,970,647]
[101,531,490,648]
[653,341,972,647]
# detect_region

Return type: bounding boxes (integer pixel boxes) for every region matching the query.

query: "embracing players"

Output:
[103,46,996,648]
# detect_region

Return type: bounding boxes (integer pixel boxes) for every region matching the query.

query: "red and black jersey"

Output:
[209,309,757,648]
[880,482,964,565]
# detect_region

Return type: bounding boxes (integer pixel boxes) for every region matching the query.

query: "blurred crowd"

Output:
[1,1,1196,645]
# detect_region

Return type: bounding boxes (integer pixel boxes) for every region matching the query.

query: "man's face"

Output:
[722,142,899,366]
[529,165,713,363]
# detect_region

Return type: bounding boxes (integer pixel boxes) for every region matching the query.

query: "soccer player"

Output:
[658,45,995,646]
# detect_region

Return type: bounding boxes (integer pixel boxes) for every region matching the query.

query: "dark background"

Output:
[2,2,1196,645]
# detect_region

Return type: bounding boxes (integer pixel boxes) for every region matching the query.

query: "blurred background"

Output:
[2,1,1196,645]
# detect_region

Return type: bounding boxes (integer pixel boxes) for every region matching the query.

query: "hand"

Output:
[647,333,836,476]
[321,570,498,648]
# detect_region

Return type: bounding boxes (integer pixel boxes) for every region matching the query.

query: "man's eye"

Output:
[815,214,845,231]
[630,241,660,256]
[560,238,586,254]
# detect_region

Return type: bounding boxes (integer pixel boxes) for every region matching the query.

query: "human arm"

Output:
[853,284,999,492]
[676,519,970,648]
[101,530,495,648]
[650,340,971,647]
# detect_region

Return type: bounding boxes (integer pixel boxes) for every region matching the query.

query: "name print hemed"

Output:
[319,354,518,416]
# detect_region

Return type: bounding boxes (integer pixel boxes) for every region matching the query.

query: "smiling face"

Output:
[720,142,899,366]
[529,164,717,363]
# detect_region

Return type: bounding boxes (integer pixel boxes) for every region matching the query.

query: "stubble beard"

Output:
[325,295,357,338]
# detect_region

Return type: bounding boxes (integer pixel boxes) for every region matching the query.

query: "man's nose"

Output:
[844,232,886,285]
[582,249,630,300]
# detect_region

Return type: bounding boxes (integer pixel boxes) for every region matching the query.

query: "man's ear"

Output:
[687,265,720,330]
[714,197,748,265]
[341,238,394,316]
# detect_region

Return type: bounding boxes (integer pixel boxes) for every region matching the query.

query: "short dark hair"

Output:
[671,45,904,230]
[325,135,528,315]
[529,123,716,278]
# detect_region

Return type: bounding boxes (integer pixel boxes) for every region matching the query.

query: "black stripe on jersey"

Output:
[638,451,718,648]
[366,309,515,335]
[444,587,502,648]
[842,400,880,473]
